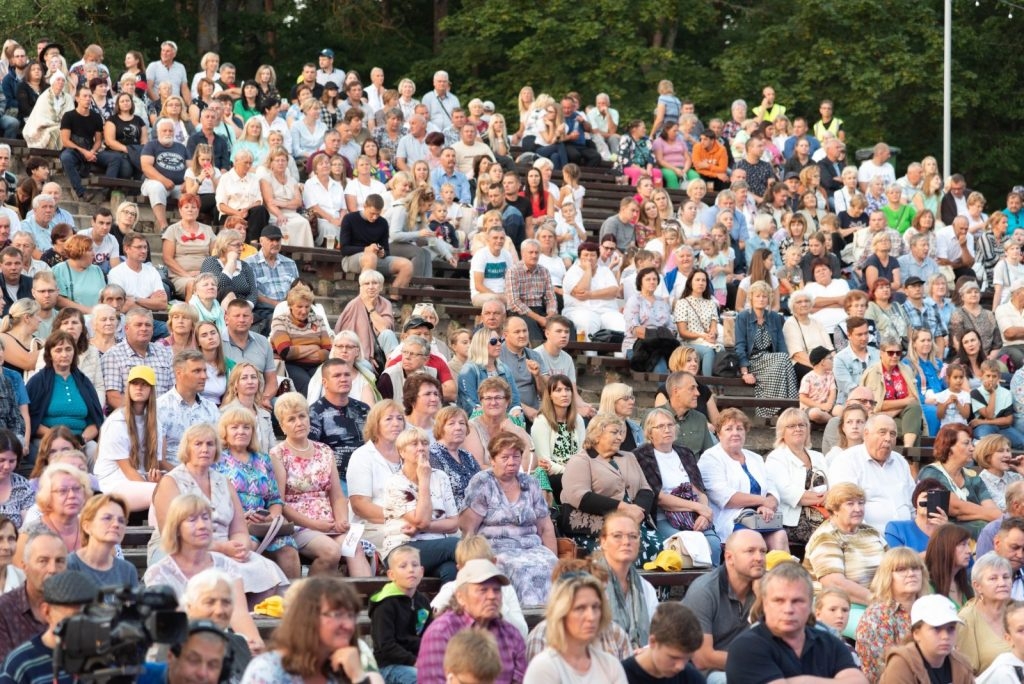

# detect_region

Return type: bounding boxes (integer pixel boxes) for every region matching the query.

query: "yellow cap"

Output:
[643,549,684,572]
[765,550,799,571]
[253,595,284,618]
[126,365,157,386]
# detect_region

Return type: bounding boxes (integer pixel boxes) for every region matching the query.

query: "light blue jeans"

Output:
[380,665,417,684]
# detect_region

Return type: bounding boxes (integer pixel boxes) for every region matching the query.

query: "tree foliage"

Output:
[0,0,1021,195]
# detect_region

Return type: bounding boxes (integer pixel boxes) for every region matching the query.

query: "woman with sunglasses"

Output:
[456,328,523,418]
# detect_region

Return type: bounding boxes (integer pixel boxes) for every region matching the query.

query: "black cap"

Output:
[260,225,283,240]
[809,346,832,366]
[904,276,925,287]
[784,171,800,180]
[43,570,98,605]
[403,316,434,332]
[38,42,64,62]
[324,81,339,91]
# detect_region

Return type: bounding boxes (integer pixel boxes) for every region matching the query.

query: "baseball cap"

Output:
[319,48,334,58]
[324,81,339,91]
[261,225,283,240]
[403,316,434,332]
[910,594,964,627]
[43,570,98,605]
[455,559,509,590]
[482,101,495,112]
[643,549,684,572]
[784,171,800,180]
[765,550,799,571]
[904,276,924,287]
[127,365,157,387]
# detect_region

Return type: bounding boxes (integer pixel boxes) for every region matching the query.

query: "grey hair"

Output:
[971,551,1012,584]
[333,330,364,357]
[908,233,930,249]
[182,568,235,612]
[906,161,923,172]
[11,230,34,245]
[642,407,678,441]
[124,306,153,324]
[731,99,747,110]
[155,117,175,131]
[520,239,541,251]
[0,144,10,155]
[31,193,55,210]
[877,334,903,351]
[433,70,449,80]
[23,528,62,565]
[233,149,254,163]
[402,335,428,352]
[100,283,126,300]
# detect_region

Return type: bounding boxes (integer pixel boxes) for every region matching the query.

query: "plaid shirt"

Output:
[416,610,526,684]
[504,261,557,317]
[0,585,46,658]
[244,251,299,304]
[902,300,947,339]
[100,340,174,398]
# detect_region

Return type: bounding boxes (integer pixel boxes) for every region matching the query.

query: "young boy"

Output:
[424,200,459,266]
[800,346,839,423]
[443,629,503,684]
[368,545,432,684]
[621,602,705,683]
[924,362,971,427]
[971,359,1024,448]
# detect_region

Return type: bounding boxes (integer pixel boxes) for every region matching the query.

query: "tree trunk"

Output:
[433,0,448,54]
[264,0,276,60]
[197,0,220,53]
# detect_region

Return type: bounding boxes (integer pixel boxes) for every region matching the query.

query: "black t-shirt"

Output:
[724,623,857,683]
[60,108,104,150]
[109,114,146,146]
[918,644,953,684]
[508,194,533,224]
[621,656,706,684]
[838,211,869,232]
[290,81,323,100]
[339,211,390,256]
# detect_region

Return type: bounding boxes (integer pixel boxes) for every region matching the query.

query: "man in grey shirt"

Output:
[599,197,639,250]
[499,315,548,422]
[681,530,767,683]
[533,315,595,418]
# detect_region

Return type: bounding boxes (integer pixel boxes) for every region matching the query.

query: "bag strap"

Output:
[254,515,284,555]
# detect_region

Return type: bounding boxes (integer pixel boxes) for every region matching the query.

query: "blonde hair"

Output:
[177,423,219,466]
[36,463,92,515]
[364,399,405,443]
[544,573,610,653]
[162,494,213,554]
[273,391,308,423]
[583,413,625,450]
[455,534,496,566]
[598,383,633,414]
[825,483,866,513]
[218,406,260,453]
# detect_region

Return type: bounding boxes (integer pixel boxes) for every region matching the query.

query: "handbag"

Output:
[733,508,783,531]
[712,349,740,377]
[248,516,296,554]
[590,329,624,344]
[663,482,701,531]
[366,306,388,376]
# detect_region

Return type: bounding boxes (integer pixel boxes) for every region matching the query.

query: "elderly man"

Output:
[59,85,123,200]
[21,194,58,253]
[587,93,620,161]
[816,136,846,197]
[898,233,941,284]
[563,241,624,338]
[0,246,31,315]
[977,481,1024,556]
[216,149,270,243]
[998,281,1024,370]
[499,316,549,421]
[245,225,299,326]
[936,215,976,282]
[0,530,67,656]
[896,161,925,204]
[420,70,460,131]
[157,349,219,464]
[0,570,99,684]
[12,232,48,278]
[504,239,557,342]
[140,118,189,230]
[145,40,190,103]
[383,317,456,403]
[100,307,174,409]
[726,563,865,683]
[186,106,231,172]
[828,414,915,532]
[416,559,526,684]
[857,142,896,192]
[682,529,767,683]
[478,298,507,335]
[395,114,428,170]
[940,173,971,225]
[721,100,747,143]
[665,371,715,455]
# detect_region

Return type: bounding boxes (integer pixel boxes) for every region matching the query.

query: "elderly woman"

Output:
[429,406,480,509]
[462,377,533,468]
[302,153,346,249]
[380,427,459,582]
[864,233,902,293]
[698,408,789,550]
[736,280,796,417]
[144,493,264,650]
[200,229,258,307]
[220,362,275,455]
[783,289,834,381]
[150,422,289,596]
[23,71,72,149]
[633,407,720,563]
[833,290,878,352]
[0,431,31,528]
[162,193,215,300]
[379,334,437,403]
[216,149,269,244]
[862,335,925,449]
[348,399,407,550]
[240,577,383,684]
[26,331,103,448]
[259,146,314,248]
[918,424,1001,539]
[622,267,675,374]
[855,547,929,682]
[335,270,398,374]
[52,234,105,314]
[563,241,626,338]
[270,392,371,576]
[949,279,1001,359]
[269,283,331,396]
[957,551,1014,674]
[803,483,888,629]
[457,328,523,416]
[884,478,951,553]
[765,408,829,545]
[67,493,138,588]
[927,273,955,333]
[306,331,380,405]
[14,462,91,559]
[181,569,254,683]
[461,432,558,607]
[867,279,909,344]
[95,365,163,511]
[522,571,629,683]
[215,408,300,579]
[560,413,659,563]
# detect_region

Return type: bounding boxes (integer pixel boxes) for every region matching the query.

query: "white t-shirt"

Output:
[924,388,971,427]
[857,159,896,187]
[347,442,402,524]
[107,262,165,300]
[538,253,566,287]
[470,248,513,298]
[78,230,120,268]
[804,279,851,333]
[654,448,690,492]
[344,178,388,211]
[563,263,619,314]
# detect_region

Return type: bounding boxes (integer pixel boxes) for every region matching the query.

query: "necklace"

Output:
[287,439,312,454]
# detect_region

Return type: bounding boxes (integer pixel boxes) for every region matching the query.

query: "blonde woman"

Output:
[162,301,199,354]
[199,229,258,306]
[187,273,224,334]
[259,147,314,247]
[0,299,41,373]
[221,362,275,455]
[599,383,643,452]
[159,95,192,144]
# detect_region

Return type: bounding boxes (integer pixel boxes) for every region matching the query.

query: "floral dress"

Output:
[552,424,578,466]
[463,470,559,608]
[428,442,481,510]
[213,450,296,552]
[0,474,33,529]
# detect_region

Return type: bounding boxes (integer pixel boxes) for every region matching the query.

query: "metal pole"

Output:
[943,0,952,178]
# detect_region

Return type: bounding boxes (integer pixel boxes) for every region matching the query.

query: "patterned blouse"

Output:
[0,474,34,529]
[856,600,910,683]
[673,296,718,335]
[882,364,910,401]
[428,441,481,510]
[803,520,887,590]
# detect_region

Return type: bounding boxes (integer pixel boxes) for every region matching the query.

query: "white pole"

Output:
[943,0,952,178]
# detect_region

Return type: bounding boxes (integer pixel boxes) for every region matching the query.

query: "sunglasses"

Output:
[883,350,901,357]
[488,337,505,346]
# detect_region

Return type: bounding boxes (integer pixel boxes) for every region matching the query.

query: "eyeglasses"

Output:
[403,351,426,358]
[617,395,635,402]
[651,423,676,431]
[784,424,807,430]
[488,337,505,346]
[334,344,358,350]
[480,395,506,403]
[53,485,85,499]
[320,608,356,622]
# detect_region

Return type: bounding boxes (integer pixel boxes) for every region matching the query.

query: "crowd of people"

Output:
[0,35,1023,683]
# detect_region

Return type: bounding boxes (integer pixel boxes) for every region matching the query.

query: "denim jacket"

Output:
[735,309,788,369]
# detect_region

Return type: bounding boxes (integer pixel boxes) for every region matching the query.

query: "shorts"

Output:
[341,253,401,276]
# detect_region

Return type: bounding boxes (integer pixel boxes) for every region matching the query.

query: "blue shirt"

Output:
[2,368,27,405]
[43,373,87,431]
[884,518,931,553]
[430,168,471,204]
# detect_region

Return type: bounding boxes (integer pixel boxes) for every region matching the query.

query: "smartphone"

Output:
[926,490,950,516]
[254,508,270,517]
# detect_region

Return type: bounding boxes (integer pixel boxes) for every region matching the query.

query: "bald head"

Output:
[847,386,874,405]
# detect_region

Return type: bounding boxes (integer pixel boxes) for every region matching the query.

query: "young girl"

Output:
[446,328,471,376]
[698,225,733,307]
[924,362,971,427]
[977,600,1024,683]
[439,182,471,244]
[425,201,459,266]
[558,163,585,213]
[777,245,804,297]
[183,144,221,220]
[814,588,858,661]
[635,199,661,248]
[553,200,585,263]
